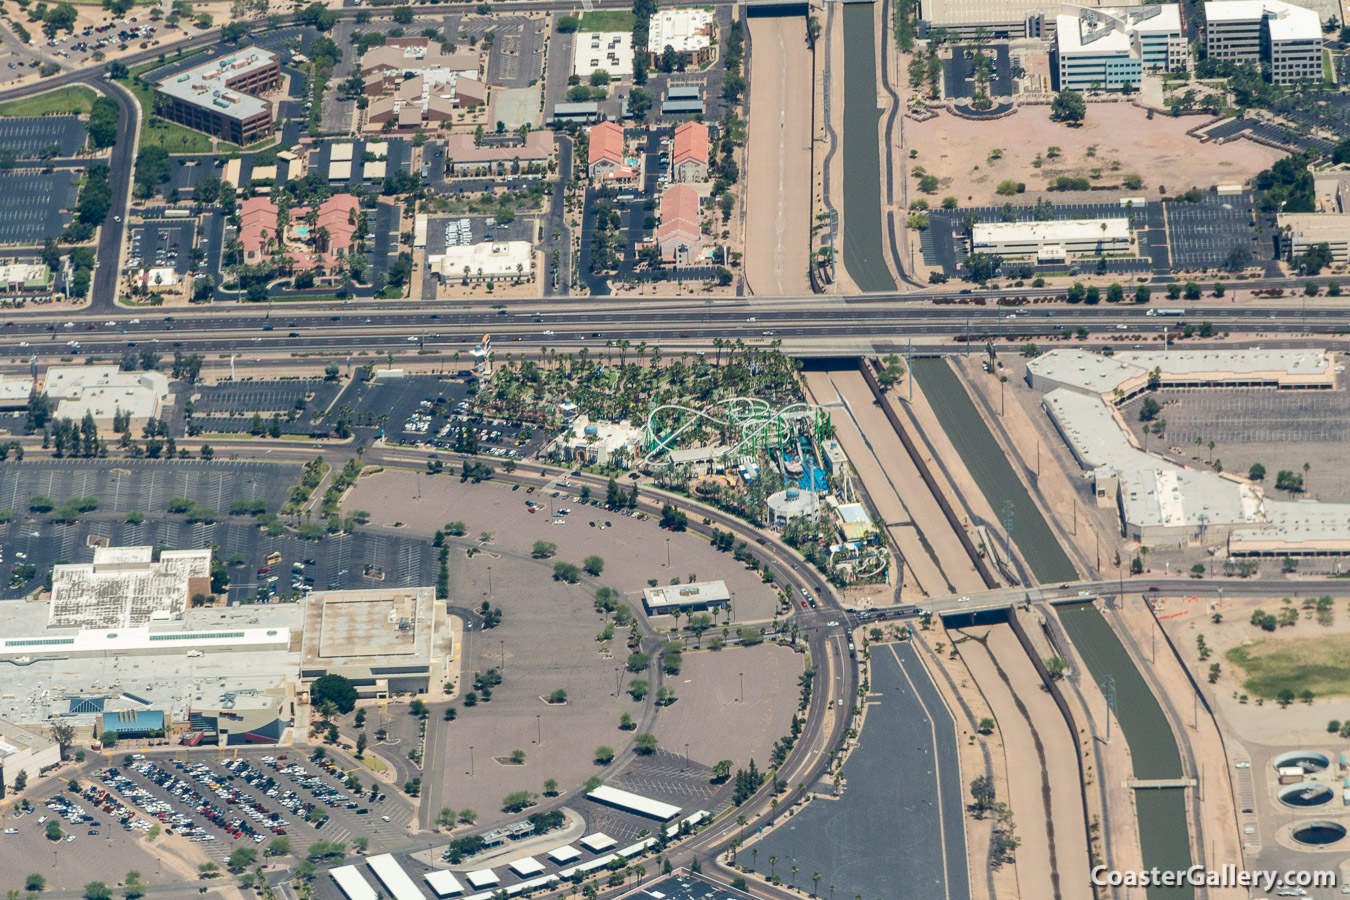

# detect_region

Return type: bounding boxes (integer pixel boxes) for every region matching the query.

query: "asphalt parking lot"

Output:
[128,221,195,275]
[185,379,342,436]
[748,642,970,900]
[0,169,78,244]
[95,751,412,864]
[943,43,1013,98]
[330,375,535,455]
[0,115,86,158]
[1165,193,1258,272]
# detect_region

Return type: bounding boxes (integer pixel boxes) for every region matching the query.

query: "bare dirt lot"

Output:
[908,105,1283,208]
[343,470,781,622]
[744,15,813,297]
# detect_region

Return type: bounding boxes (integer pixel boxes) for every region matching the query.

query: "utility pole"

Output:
[1102,675,1116,744]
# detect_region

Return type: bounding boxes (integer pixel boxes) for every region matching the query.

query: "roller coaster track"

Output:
[641,398,832,467]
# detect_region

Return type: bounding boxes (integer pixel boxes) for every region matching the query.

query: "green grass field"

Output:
[0,86,99,117]
[1226,632,1350,698]
[122,77,213,153]
[580,10,635,31]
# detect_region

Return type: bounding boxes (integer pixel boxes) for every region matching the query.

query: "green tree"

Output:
[83,885,111,900]
[310,674,357,713]
[25,875,44,892]
[45,821,62,841]
[583,555,605,576]
[595,746,615,764]
[1051,90,1086,123]
[634,732,658,754]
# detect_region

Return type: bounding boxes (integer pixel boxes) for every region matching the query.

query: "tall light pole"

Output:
[739,672,744,703]
[536,714,541,746]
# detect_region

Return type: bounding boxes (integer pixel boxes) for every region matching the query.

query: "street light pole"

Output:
[739,672,744,703]
[536,714,541,746]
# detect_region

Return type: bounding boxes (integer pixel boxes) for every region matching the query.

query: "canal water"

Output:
[1058,602,1191,900]
[839,2,897,293]
[909,358,1078,584]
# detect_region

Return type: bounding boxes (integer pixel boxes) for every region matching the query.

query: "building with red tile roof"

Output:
[671,121,709,182]
[656,183,701,265]
[587,121,627,180]
[238,196,279,265]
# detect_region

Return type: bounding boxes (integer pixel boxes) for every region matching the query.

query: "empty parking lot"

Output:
[0,115,86,157]
[0,170,78,244]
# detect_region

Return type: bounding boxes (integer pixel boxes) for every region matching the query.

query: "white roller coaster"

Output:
[641,398,832,467]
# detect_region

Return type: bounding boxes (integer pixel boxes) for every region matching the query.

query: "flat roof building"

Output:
[43,365,171,424]
[430,240,534,283]
[154,48,280,144]
[0,718,60,790]
[641,580,730,615]
[1278,213,1350,263]
[442,131,554,176]
[0,373,32,409]
[971,218,1132,260]
[648,8,715,64]
[549,415,641,468]
[49,546,212,629]
[573,31,634,77]
[0,261,52,293]
[1054,4,1186,91]
[300,588,447,697]
[331,866,380,900]
[1030,347,1350,551]
[1204,0,1322,84]
[586,784,682,821]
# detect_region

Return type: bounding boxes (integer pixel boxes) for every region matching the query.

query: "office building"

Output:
[154,49,280,144]
[1204,0,1322,84]
[1054,4,1186,91]
[970,218,1132,260]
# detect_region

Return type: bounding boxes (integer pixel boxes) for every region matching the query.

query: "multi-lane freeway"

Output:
[4,299,1350,361]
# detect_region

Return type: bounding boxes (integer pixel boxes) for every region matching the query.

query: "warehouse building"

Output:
[1204,0,1322,84]
[573,30,634,77]
[300,588,448,698]
[970,218,1132,260]
[154,49,280,143]
[1054,4,1186,91]
[0,718,60,790]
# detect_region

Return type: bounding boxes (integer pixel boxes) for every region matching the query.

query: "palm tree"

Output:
[812,873,821,897]
[768,856,777,879]
[790,865,799,890]
[1304,461,1311,493]
[713,336,724,366]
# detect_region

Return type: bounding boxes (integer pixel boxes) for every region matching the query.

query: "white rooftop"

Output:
[1043,388,1262,530]
[972,218,1131,244]
[43,365,171,421]
[156,49,276,120]
[0,373,33,406]
[1027,347,1334,396]
[1204,0,1321,38]
[49,546,212,629]
[579,833,617,852]
[508,857,546,877]
[641,580,730,611]
[463,870,498,889]
[547,846,582,863]
[572,31,634,77]
[648,8,714,53]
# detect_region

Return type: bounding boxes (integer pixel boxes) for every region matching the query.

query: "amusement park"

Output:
[498,345,894,591]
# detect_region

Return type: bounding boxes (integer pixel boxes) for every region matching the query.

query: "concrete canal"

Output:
[839,2,896,293]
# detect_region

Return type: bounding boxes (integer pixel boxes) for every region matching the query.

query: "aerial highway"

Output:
[3,299,1350,363]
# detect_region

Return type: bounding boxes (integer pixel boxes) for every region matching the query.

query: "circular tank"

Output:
[1292,821,1347,846]
[1279,782,1335,808]
[1273,751,1331,774]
